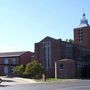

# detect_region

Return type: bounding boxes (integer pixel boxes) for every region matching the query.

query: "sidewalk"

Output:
[0,76,37,85]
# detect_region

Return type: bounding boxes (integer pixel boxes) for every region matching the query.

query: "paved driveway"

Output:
[1,79,90,90]
[0,76,37,85]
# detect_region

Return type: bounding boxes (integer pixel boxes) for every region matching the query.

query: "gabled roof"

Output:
[39,36,61,43]
[0,51,30,57]
[40,36,56,42]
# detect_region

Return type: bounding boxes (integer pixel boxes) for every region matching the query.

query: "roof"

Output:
[38,36,62,43]
[62,40,90,49]
[58,59,75,62]
[0,51,29,57]
[39,36,56,42]
[78,23,89,28]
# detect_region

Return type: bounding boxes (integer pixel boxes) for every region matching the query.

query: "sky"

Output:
[0,0,90,52]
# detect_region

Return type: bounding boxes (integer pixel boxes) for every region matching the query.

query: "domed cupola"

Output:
[78,13,89,28]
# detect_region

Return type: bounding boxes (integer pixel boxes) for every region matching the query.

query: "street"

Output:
[1,79,90,90]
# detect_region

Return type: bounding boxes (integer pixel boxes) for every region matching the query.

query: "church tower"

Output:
[74,13,90,48]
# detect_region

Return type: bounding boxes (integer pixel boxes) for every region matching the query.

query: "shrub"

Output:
[13,65,25,76]
[24,60,44,78]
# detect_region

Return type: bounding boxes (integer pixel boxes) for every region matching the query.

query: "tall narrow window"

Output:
[66,44,73,58]
[12,58,16,64]
[43,41,51,71]
[4,66,8,74]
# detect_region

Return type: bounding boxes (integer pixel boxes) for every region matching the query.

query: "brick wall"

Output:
[57,59,76,78]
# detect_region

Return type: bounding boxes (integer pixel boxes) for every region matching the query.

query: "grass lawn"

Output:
[34,78,64,83]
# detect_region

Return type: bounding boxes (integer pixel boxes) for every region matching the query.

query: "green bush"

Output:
[13,65,25,76]
[24,60,44,78]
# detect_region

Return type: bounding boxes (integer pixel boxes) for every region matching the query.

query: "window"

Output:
[4,66,8,74]
[43,41,51,71]
[81,31,83,34]
[66,44,73,58]
[80,35,83,37]
[81,38,83,41]
[60,64,64,69]
[3,58,8,64]
[80,29,83,32]
[79,29,83,32]
[12,58,16,64]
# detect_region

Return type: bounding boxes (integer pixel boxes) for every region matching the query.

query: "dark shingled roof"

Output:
[0,51,29,57]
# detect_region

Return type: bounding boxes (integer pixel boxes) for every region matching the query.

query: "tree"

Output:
[24,60,44,78]
[69,39,74,43]
[65,39,69,42]
[65,39,74,43]
[13,65,25,76]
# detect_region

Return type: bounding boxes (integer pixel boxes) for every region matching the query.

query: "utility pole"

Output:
[55,61,57,79]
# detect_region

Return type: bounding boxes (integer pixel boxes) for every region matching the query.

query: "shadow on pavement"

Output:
[2,79,15,82]
[0,85,9,87]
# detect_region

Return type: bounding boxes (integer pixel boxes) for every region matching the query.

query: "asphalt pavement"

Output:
[1,79,90,90]
[0,76,37,85]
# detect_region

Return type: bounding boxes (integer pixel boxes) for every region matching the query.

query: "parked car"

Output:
[0,78,2,83]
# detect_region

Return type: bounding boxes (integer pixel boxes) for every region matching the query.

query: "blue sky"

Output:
[0,0,90,52]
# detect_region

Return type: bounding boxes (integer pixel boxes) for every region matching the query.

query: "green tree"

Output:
[65,39,74,43]
[24,60,44,78]
[69,39,74,43]
[13,65,25,76]
[65,39,69,42]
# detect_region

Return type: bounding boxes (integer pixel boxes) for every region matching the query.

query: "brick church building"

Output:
[0,13,90,78]
[35,13,90,78]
